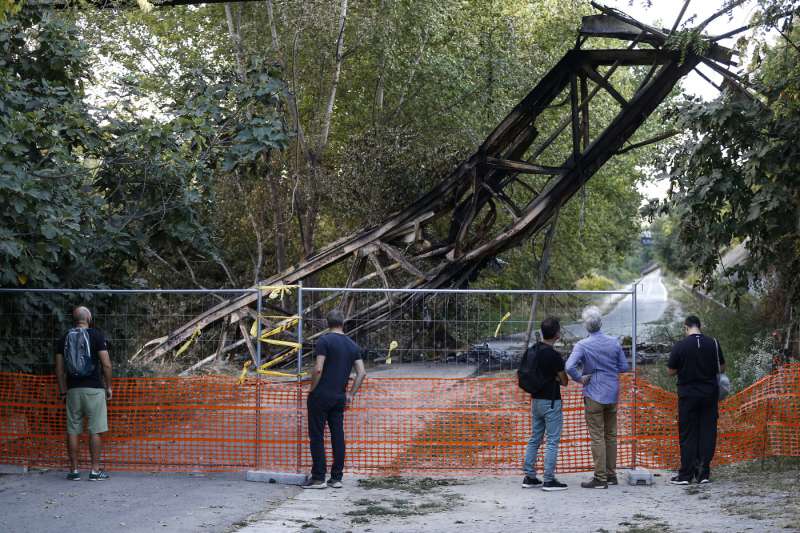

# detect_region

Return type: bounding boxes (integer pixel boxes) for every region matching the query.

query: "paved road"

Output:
[0,470,298,533]
[562,268,670,341]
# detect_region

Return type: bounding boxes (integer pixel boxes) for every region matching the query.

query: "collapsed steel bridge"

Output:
[133,4,740,369]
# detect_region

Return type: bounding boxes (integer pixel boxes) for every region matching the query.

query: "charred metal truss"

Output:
[137,6,738,369]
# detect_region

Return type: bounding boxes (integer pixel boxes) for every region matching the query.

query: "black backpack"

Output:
[518,343,550,395]
[63,327,95,378]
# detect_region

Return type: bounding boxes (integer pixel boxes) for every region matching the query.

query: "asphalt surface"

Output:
[563,268,670,340]
[0,470,298,533]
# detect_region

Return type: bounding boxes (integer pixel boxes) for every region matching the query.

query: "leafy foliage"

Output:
[648,27,800,307]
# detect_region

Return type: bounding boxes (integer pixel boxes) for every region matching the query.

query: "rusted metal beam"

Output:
[483,157,564,175]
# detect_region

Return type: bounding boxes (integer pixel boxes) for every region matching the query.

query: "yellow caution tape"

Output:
[257,285,299,300]
[386,340,398,365]
[237,361,252,385]
[256,369,308,378]
[494,311,512,338]
[256,318,300,340]
[175,326,201,357]
[257,350,295,371]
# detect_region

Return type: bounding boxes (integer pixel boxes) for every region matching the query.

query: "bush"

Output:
[575,274,616,291]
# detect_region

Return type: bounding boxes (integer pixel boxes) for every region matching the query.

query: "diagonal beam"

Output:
[580,64,628,106]
[375,241,430,280]
[483,157,564,175]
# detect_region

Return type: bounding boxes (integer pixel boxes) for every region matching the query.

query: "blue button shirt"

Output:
[565,331,629,404]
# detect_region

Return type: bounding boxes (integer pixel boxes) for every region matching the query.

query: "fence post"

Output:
[631,281,638,469]
[255,287,263,470]
[296,281,304,474]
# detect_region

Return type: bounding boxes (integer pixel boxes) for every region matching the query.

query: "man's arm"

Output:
[54,352,67,400]
[309,355,326,393]
[717,341,726,373]
[666,345,680,377]
[617,342,630,373]
[347,359,367,403]
[98,350,112,399]
[565,344,588,384]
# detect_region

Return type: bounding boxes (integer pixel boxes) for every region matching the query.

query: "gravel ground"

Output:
[234,462,800,533]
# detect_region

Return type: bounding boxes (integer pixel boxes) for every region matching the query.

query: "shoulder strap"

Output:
[714,338,720,372]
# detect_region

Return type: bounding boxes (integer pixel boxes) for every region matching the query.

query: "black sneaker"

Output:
[522,475,542,488]
[301,479,327,489]
[541,479,568,491]
[698,477,711,484]
[327,479,343,488]
[66,471,80,481]
[607,476,618,486]
[88,470,109,481]
[580,477,608,489]
[669,475,690,485]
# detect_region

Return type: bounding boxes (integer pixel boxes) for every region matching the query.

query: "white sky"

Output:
[604,1,764,201]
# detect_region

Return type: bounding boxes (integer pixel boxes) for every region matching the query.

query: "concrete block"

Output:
[246,470,307,486]
[0,464,28,474]
[626,467,654,486]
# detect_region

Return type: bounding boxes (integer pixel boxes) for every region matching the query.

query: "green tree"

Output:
[649,14,800,310]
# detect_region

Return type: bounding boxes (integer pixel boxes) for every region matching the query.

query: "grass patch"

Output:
[618,513,672,533]
[716,457,800,527]
[344,490,464,522]
[356,476,463,494]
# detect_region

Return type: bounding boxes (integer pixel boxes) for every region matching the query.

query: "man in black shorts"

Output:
[303,309,367,489]
[667,315,725,484]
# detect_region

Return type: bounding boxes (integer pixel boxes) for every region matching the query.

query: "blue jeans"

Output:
[523,399,563,481]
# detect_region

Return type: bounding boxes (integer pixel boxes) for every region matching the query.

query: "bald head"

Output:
[73,306,92,326]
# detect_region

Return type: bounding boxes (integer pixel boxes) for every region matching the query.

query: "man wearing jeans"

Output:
[521,317,568,491]
[566,306,629,489]
[303,309,367,489]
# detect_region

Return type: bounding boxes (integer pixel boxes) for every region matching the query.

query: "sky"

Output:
[604,0,763,200]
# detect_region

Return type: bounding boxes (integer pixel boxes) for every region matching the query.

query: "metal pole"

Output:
[256,289,263,368]
[297,282,304,376]
[255,287,263,470]
[296,281,304,474]
[631,282,638,470]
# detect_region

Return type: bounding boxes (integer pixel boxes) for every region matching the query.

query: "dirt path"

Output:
[234,465,800,533]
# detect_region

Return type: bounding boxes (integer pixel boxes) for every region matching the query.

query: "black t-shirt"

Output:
[520,342,565,401]
[667,334,725,398]
[313,332,363,397]
[55,328,108,390]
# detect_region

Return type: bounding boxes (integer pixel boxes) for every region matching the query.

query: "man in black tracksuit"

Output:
[667,315,726,484]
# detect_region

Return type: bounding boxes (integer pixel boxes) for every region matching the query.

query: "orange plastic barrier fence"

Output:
[1,364,798,474]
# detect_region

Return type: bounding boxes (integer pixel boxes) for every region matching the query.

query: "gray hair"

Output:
[73,306,92,324]
[582,306,602,333]
[326,309,345,329]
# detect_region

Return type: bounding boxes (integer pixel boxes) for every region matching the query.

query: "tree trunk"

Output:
[224,3,247,81]
[524,209,560,349]
[318,0,348,152]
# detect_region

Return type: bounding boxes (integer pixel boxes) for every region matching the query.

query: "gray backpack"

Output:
[64,328,94,377]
